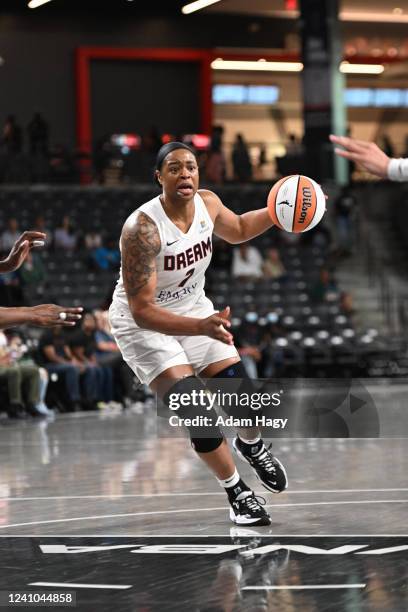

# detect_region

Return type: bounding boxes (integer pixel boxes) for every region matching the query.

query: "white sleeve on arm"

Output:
[387,158,408,182]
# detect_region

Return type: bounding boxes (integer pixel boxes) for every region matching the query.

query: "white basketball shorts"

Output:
[109,296,239,386]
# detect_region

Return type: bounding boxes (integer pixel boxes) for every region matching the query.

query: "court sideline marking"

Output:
[0,499,407,530]
[1,488,408,501]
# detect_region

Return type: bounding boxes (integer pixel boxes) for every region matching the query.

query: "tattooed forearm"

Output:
[121,212,161,298]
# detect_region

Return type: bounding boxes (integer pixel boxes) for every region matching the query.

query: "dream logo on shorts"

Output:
[163,237,212,271]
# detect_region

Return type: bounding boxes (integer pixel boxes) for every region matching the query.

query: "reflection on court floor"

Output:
[0,387,407,610]
[0,536,407,611]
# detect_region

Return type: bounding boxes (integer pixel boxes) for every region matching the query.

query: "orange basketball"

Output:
[267,175,326,233]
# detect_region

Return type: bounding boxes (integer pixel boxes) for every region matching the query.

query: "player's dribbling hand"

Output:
[29,304,83,327]
[198,306,234,345]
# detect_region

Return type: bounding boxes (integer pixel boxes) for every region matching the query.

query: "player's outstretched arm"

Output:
[0,231,47,273]
[121,212,233,344]
[0,305,83,330]
[329,134,392,179]
[199,189,274,244]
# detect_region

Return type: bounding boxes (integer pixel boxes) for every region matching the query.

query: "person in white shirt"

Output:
[330,134,408,181]
[231,243,264,281]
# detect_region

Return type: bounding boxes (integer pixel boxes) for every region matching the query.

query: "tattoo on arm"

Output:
[121,212,161,297]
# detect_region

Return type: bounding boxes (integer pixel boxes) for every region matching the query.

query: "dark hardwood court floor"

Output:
[0,383,407,610]
[0,536,407,611]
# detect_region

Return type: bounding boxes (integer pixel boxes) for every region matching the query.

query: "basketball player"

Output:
[0,230,82,329]
[109,142,288,526]
[330,134,408,181]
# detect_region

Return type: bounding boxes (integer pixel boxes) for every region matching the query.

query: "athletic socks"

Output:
[217,468,250,503]
[237,435,264,457]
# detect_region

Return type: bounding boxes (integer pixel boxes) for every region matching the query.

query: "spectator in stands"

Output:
[7,331,52,416]
[18,250,46,289]
[0,330,41,418]
[3,115,23,154]
[334,185,356,257]
[339,291,354,317]
[286,133,302,155]
[232,243,264,281]
[263,248,286,280]
[49,145,76,183]
[33,215,52,248]
[84,230,102,250]
[1,218,20,252]
[27,113,49,155]
[94,309,135,405]
[232,133,252,182]
[206,125,226,184]
[54,215,77,251]
[91,236,120,271]
[233,314,263,378]
[0,270,24,307]
[38,327,83,412]
[68,312,113,407]
[310,268,338,303]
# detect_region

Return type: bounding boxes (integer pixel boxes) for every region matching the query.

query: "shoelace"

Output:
[241,493,266,512]
[255,444,277,474]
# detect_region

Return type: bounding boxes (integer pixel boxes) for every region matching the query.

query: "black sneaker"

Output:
[233,437,288,493]
[229,491,271,526]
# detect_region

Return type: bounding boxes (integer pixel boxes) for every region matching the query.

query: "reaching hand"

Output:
[29,305,83,328]
[198,306,234,345]
[330,134,390,178]
[0,231,47,273]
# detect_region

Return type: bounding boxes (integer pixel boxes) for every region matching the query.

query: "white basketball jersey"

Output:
[112,192,214,316]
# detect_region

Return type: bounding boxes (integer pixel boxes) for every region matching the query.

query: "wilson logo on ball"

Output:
[267,175,326,233]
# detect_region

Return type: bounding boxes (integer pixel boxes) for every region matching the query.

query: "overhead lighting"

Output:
[28,0,53,8]
[211,59,303,72]
[182,0,222,15]
[340,61,384,74]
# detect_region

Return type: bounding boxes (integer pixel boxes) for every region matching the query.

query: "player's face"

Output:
[158,150,199,200]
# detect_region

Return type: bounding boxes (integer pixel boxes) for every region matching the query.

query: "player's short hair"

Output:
[155,141,196,172]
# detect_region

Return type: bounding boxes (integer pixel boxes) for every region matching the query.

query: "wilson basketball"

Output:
[267,175,326,233]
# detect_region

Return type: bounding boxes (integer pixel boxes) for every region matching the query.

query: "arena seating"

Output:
[0,185,406,378]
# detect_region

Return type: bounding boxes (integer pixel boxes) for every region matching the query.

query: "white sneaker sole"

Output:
[232,438,289,494]
[229,507,271,526]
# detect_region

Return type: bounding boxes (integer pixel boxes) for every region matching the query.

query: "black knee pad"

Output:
[162,376,224,452]
[191,436,224,453]
[210,361,257,424]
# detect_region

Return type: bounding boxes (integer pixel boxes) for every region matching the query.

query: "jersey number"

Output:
[178,268,195,287]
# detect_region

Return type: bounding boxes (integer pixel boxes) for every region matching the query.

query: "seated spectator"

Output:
[94,309,134,405]
[0,270,24,307]
[310,268,338,303]
[234,322,262,379]
[18,251,46,299]
[54,215,77,251]
[33,215,52,248]
[38,327,83,412]
[7,332,52,416]
[1,218,20,252]
[339,291,354,316]
[263,248,286,280]
[85,230,102,250]
[232,243,263,281]
[0,330,41,418]
[91,237,120,271]
[68,312,113,406]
